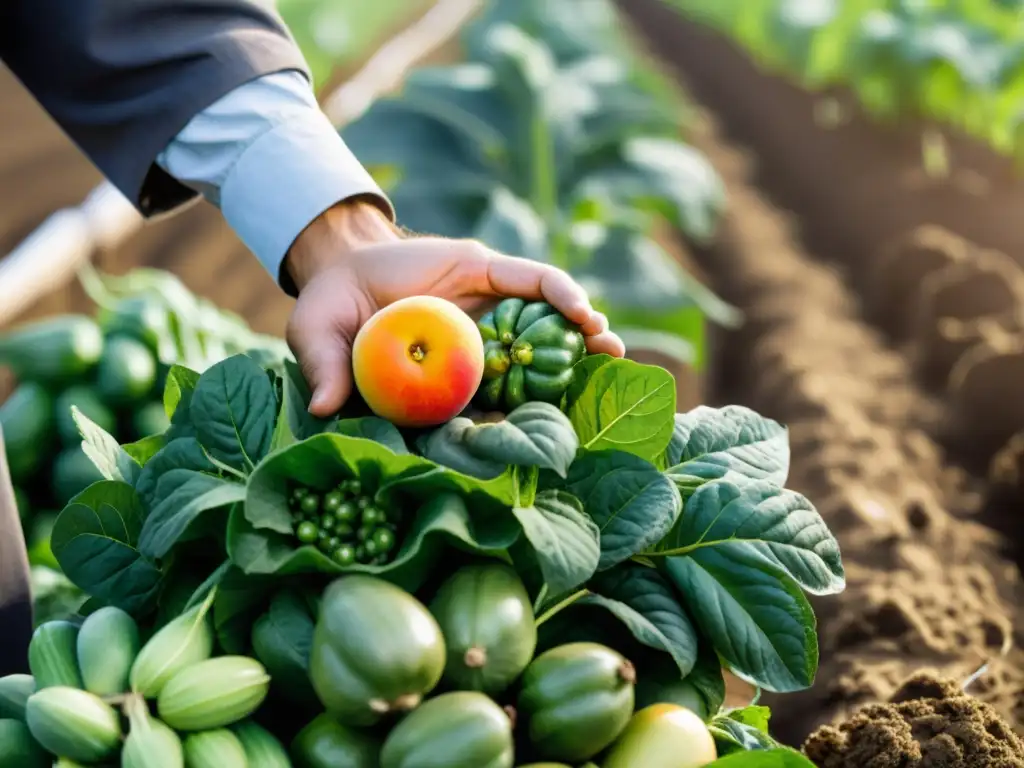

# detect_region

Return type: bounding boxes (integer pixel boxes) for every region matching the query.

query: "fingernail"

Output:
[308,389,327,414]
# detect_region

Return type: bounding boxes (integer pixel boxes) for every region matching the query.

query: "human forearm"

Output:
[156,70,394,293]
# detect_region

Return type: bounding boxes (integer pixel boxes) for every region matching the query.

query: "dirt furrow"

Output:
[686,113,1024,747]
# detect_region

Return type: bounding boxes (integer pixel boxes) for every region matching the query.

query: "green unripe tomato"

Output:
[361,506,384,526]
[300,495,321,516]
[372,528,395,554]
[336,502,357,523]
[323,491,343,513]
[296,522,319,544]
[332,546,356,566]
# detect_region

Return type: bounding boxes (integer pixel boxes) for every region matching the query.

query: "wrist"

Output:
[286,196,400,291]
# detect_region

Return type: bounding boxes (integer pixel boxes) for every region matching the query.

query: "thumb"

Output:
[287,314,355,419]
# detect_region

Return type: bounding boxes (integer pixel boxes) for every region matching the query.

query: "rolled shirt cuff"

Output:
[220,110,393,290]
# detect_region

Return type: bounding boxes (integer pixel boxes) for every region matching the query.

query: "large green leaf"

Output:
[664,546,818,692]
[50,482,163,616]
[585,563,699,676]
[665,478,845,595]
[512,490,600,595]
[568,357,676,462]
[665,406,791,496]
[559,450,681,569]
[419,402,578,481]
[189,356,277,472]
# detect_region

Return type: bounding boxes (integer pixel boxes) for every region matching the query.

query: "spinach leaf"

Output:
[136,437,246,559]
[568,357,676,462]
[163,365,200,419]
[663,547,818,693]
[665,479,844,595]
[665,406,790,496]
[419,402,578,480]
[331,417,409,455]
[189,355,277,472]
[163,365,201,441]
[512,490,600,595]
[561,450,681,569]
[584,563,699,676]
[229,493,520,593]
[72,407,141,486]
[50,482,162,616]
[138,474,246,560]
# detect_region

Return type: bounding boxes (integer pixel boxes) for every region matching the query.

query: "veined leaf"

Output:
[665,478,845,595]
[512,490,600,595]
[665,406,791,495]
[50,482,162,616]
[664,546,818,693]
[560,450,681,569]
[568,357,676,461]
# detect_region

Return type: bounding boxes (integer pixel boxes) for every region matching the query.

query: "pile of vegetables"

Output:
[0,293,841,766]
[666,0,1024,169]
[0,265,290,585]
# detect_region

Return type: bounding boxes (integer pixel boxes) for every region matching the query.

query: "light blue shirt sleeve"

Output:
[155,69,393,288]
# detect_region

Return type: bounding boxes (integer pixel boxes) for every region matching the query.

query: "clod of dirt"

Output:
[803,672,1024,767]
[911,251,1024,386]
[948,340,1024,464]
[869,226,969,340]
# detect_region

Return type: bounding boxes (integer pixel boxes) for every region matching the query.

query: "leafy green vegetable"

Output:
[419,402,578,480]
[50,482,162,615]
[568,357,676,461]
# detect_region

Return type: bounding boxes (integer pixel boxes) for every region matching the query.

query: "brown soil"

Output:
[804,672,1024,767]
[610,66,1024,754]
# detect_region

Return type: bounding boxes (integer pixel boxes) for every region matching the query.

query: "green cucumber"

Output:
[96,335,157,406]
[0,383,54,484]
[0,315,103,384]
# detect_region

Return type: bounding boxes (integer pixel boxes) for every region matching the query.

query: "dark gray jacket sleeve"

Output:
[0,0,310,216]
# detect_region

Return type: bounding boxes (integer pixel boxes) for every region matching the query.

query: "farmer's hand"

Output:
[285,198,626,418]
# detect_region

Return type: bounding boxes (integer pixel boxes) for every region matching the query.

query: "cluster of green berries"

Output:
[289,478,399,566]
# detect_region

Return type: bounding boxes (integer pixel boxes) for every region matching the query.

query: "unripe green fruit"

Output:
[25,686,121,763]
[28,621,83,690]
[122,694,184,768]
[131,595,214,698]
[183,729,248,768]
[157,656,270,731]
[78,606,140,696]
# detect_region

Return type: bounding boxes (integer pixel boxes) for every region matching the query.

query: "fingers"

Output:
[586,328,626,357]
[286,305,355,419]
[484,253,592,325]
